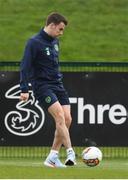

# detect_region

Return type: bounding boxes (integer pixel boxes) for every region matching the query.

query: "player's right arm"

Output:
[20,92,29,102]
[20,38,36,101]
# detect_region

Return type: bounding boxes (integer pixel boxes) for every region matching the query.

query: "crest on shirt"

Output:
[54,44,59,52]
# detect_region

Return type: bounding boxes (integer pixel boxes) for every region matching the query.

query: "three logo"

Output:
[4,84,45,136]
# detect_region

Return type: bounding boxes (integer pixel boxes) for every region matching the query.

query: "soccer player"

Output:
[20,12,76,168]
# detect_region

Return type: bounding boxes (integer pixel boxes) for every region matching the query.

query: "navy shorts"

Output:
[34,82,70,110]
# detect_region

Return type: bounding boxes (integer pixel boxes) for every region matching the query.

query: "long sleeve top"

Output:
[20,29,63,93]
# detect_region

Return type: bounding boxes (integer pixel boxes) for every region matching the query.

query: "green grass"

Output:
[0,0,128,62]
[0,146,128,159]
[0,147,128,179]
[0,158,128,179]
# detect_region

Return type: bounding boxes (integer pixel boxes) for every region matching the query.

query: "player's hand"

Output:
[20,93,29,102]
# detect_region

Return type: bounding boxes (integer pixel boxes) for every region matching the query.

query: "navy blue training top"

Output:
[20,29,63,93]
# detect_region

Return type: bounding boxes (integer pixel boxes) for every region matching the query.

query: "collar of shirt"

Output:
[39,28,55,42]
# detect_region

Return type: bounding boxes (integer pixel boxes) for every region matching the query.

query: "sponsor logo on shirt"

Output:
[45,47,50,55]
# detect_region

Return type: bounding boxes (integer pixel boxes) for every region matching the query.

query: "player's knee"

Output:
[55,110,65,126]
[65,115,72,128]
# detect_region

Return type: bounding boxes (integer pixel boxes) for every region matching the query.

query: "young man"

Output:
[20,12,76,168]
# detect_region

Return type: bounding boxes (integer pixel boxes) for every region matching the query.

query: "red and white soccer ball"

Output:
[82,146,102,167]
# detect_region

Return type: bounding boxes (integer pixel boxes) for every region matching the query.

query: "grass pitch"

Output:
[0,0,128,61]
[0,158,128,179]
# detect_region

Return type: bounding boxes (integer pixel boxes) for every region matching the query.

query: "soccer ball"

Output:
[82,146,102,167]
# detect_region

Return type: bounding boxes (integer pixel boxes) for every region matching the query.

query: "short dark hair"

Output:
[46,12,68,26]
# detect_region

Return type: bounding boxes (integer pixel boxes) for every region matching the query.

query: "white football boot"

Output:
[44,154,66,168]
[65,149,76,166]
